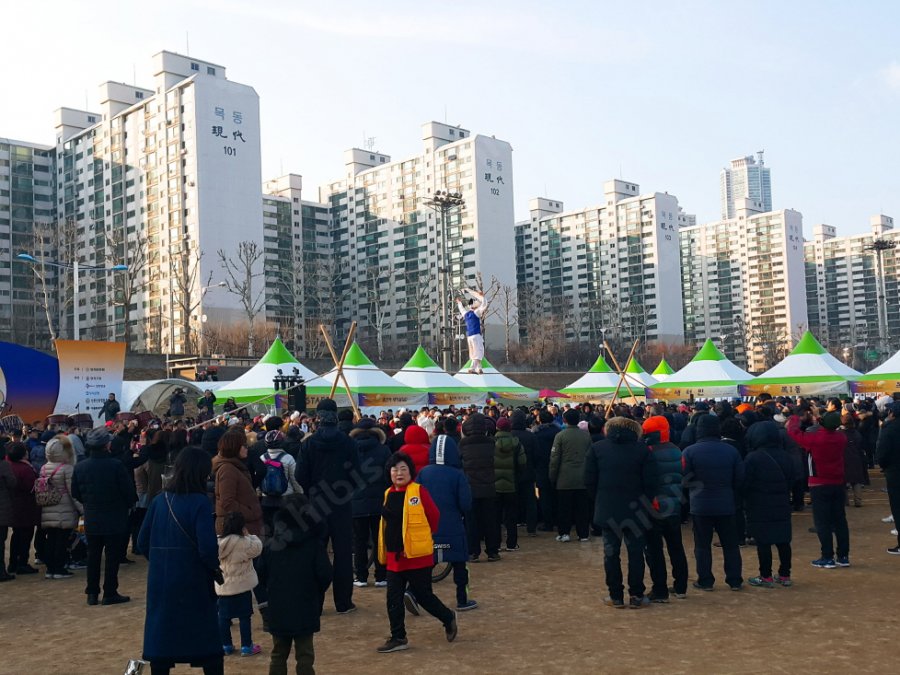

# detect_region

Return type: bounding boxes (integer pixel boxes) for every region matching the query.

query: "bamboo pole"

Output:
[603,339,640,415]
[320,322,362,421]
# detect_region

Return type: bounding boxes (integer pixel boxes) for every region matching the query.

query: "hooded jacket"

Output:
[493,431,526,494]
[510,411,538,484]
[296,423,360,514]
[584,417,657,528]
[532,423,560,481]
[458,429,496,500]
[72,448,137,535]
[399,425,431,475]
[549,426,591,490]
[39,438,82,529]
[349,426,391,517]
[212,455,263,536]
[642,417,683,518]
[786,415,846,487]
[742,421,796,545]
[416,435,472,563]
[682,415,744,516]
[216,533,263,597]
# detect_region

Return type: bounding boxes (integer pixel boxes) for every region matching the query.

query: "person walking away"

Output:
[0,445,15,582]
[458,413,500,561]
[37,437,82,579]
[857,401,880,469]
[743,421,796,588]
[216,511,263,657]
[138,447,223,674]
[350,418,391,587]
[376,451,457,653]
[6,441,41,575]
[533,410,560,532]
[509,410,539,536]
[398,424,431,475]
[258,493,333,675]
[134,431,168,556]
[259,430,302,538]
[640,416,688,602]
[493,417,526,551]
[786,409,850,568]
[418,434,477,611]
[877,401,900,555]
[72,427,136,605]
[295,399,360,614]
[840,414,868,507]
[585,416,657,608]
[683,415,745,591]
[550,409,592,542]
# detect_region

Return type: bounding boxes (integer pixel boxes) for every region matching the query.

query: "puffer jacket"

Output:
[510,411,538,484]
[683,415,745,516]
[786,415,846,487]
[532,423,560,480]
[399,425,431,475]
[458,434,497,499]
[417,435,472,563]
[743,421,795,545]
[644,439,683,518]
[493,431,525,494]
[349,427,391,517]
[8,460,41,528]
[549,427,592,490]
[41,439,82,530]
[215,533,263,597]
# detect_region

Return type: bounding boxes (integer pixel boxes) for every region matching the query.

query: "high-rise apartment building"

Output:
[804,215,899,366]
[514,179,690,346]
[680,199,807,371]
[720,152,771,219]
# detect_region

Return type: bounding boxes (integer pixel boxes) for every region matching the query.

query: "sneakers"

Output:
[47,571,74,580]
[748,576,775,588]
[240,644,262,657]
[404,591,420,616]
[67,561,88,571]
[374,580,388,588]
[504,545,520,552]
[692,581,714,592]
[377,637,409,653]
[353,580,368,588]
[223,646,234,656]
[457,599,479,611]
[486,553,501,562]
[445,611,458,642]
[811,558,837,569]
[579,537,590,543]
[891,528,898,537]
[555,534,571,543]
[887,546,900,555]
[603,596,625,609]
[336,603,358,615]
[835,556,851,567]
[728,584,743,591]
[777,576,793,587]
[629,595,649,609]
[648,592,670,603]
[883,514,895,523]
[668,587,687,599]
[101,593,131,605]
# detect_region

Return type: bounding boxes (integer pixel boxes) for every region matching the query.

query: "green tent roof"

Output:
[404,346,440,370]
[588,354,614,373]
[258,337,299,365]
[790,331,828,356]
[652,358,675,376]
[461,357,496,371]
[343,342,375,367]
[692,339,727,362]
[625,357,647,374]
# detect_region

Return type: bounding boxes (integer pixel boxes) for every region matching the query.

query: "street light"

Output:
[423,190,466,370]
[864,238,897,356]
[195,281,227,358]
[16,253,128,340]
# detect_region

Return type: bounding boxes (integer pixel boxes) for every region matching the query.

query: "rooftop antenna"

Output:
[444,105,448,123]
[133,63,137,86]
[757,149,765,165]
[365,136,376,152]
[186,32,190,55]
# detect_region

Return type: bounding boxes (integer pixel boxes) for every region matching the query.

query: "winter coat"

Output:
[28,443,46,473]
[841,428,868,486]
[682,417,745,517]
[786,416,846,487]
[549,427,592,490]
[99,398,121,422]
[168,392,186,417]
[8,460,41,528]
[532,423,560,482]
[399,425,431,475]
[212,456,263,536]
[201,426,227,457]
[670,412,688,445]
[39,440,82,529]
[742,422,796,545]
[584,417,657,528]
[645,440,683,519]
[493,431,526,494]
[216,534,263,596]
[510,412,538,484]
[260,446,302,502]
[417,435,473,563]
[71,449,137,535]
[138,492,220,664]
[458,434,497,500]
[678,412,707,450]
[877,418,900,482]
[258,501,333,637]
[0,460,14,528]
[296,425,360,514]
[135,459,167,508]
[349,428,391,518]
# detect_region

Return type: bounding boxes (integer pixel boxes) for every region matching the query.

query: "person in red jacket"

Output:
[398,425,431,475]
[786,408,850,568]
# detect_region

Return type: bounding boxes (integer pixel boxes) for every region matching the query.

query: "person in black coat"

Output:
[510,409,538,535]
[743,421,796,587]
[258,493,333,675]
[584,417,657,608]
[532,410,560,532]
[71,427,137,605]
[98,394,121,423]
[458,413,500,561]
[349,420,391,586]
[389,413,415,453]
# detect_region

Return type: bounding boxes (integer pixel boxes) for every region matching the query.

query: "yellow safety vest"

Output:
[377,482,434,565]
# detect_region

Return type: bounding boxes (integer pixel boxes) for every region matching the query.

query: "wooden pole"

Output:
[604,339,640,411]
[320,322,362,421]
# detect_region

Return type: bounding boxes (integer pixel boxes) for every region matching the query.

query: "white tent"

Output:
[623,356,658,388]
[214,338,318,404]
[646,339,752,399]
[741,331,861,397]
[851,348,900,394]
[454,358,537,401]
[560,354,655,401]
[120,379,207,414]
[392,347,486,406]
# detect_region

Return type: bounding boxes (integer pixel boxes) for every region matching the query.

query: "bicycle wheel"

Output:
[432,561,453,583]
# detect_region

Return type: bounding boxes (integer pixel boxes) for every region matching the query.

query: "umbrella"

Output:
[538,389,569,399]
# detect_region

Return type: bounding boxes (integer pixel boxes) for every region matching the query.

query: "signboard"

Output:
[53,340,126,421]
[429,392,487,407]
[850,379,900,394]
[739,381,850,397]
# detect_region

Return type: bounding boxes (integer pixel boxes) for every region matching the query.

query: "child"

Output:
[258,493,333,675]
[377,451,458,654]
[216,511,263,657]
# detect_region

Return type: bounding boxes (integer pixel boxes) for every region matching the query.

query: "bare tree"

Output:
[171,240,211,355]
[366,265,397,361]
[749,317,789,371]
[490,279,518,363]
[406,271,435,347]
[23,221,60,347]
[105,227,150,350]
[302,256,344,359]
[218,241,266,356]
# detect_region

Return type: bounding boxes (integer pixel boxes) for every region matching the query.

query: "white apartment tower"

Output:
[680,199,807,371]
[720,152,772,220]
[515,180,690,347]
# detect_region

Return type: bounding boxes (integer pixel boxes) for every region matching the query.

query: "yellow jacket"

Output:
[377,482,434,565]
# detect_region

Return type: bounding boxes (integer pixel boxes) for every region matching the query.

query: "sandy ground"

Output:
[2,479,899,675]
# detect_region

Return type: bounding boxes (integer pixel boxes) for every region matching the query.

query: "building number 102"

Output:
[223,146,237,156]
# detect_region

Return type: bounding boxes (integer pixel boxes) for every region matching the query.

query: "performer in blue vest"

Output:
[456,289,487,374]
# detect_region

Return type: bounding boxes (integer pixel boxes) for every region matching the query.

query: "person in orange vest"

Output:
[376,451,457,654]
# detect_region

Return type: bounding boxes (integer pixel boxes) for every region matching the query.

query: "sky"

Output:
[2,0,899,234]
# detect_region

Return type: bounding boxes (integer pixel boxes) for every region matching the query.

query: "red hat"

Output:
[496,417,512,432]
[642,416,670,443]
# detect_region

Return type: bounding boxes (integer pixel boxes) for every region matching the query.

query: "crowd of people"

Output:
[2,390,900,673]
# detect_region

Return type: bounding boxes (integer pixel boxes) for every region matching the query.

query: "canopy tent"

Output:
[740,331,861,397]
[624,356,658,388]
[120,379,207,415]
[304,342,428,412]
[850,348,900,394]
[652,358,675,381]
[561,354,636,401]
[646,339,752,400]
[391,347,486,406]
[213,338,318,404]
[453,358,537,401]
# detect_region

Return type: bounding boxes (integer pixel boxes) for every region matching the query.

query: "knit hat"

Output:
[316,398,337,412]
[265,430,285,447]
[696,414,721,438]
[355,417,377,431]
[85,426,112,449]
[642,416,670,443]
[496,417,511,432]
[820,411,841,431]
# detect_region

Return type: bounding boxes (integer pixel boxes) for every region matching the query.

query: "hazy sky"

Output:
[3,0,898,233]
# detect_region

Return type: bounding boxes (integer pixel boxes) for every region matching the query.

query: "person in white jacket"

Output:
[216,511,264,657]
[259,431,303,538]
[457,288,488,374]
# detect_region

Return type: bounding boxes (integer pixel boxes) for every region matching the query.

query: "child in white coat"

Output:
[216,511,263,657]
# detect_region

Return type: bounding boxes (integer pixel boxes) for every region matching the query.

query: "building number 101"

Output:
[224,146,237,156]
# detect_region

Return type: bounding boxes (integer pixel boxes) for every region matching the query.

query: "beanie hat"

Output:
[821,411,841,431]
[642,416,670,443]
[316,399,338,412]
[496,417,511,432]
[462,413,487,437]
[86,426,112,449]
[696,414,721,439]
[563,409,580,426]
[265,430,285,447]
[337,408,354,422]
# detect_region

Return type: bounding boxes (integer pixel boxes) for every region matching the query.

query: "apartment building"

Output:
[720,152,772,219]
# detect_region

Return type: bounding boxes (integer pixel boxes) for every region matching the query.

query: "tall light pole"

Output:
[17,253,127,341]
[423,190,465,371]
[865,239,896,356]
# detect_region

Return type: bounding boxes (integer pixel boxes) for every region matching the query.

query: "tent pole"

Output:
[321,322,361,421]
[605,339,640,402]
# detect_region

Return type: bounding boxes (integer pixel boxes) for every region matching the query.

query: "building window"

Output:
[87,115,97,123]
[207,66,216,75]
[135,91,144,99]
[191,62,199,71]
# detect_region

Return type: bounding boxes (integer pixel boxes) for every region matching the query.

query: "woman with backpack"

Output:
[38,435,82,579]
[258,430,301,538]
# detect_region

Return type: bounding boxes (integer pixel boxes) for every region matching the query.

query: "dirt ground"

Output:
[2,479,898,675]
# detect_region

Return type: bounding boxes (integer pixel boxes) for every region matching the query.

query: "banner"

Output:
[850,379,900,394]
[357,392,429,409]
[739,381,850,397]
[429,392,488,406]
[54,340,126,422]
[0,341,60,424]
[645,385,741,400]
